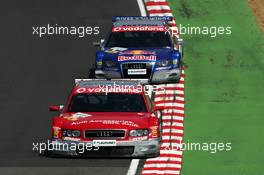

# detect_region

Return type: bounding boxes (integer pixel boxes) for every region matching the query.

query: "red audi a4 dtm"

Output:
[45,79,162,157]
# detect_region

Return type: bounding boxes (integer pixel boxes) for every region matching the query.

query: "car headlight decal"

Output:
[156,59,173,67]
[96,61,102,68]
[129,129,149,137]
[103,60,116,67]
[62,129,81,138]
[173,59,178,65]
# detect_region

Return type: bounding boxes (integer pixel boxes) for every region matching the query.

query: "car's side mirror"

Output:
[154,106,165,119]
[93,39,105,47]
[155,110,162,119]
[177,38,183,45]
[177,38,184,59]
[49,105,64,111]
[93,41,100,46]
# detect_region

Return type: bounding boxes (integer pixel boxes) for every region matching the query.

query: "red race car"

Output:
[45,79,162,157]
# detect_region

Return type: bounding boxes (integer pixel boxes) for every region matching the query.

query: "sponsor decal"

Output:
[113,16,172,21]
[127,69,147,75]
[64,112,91,121]
[71,121,88,125]
[72,113,91,118]
[63,137,81,141]
[112,26,166,32]
[118,55,156,61]
[120,50,155,55]
[76,87,86,93]
[92,140,117,147]
[105,47,127,53]
[129,136,148,141]
[76,87,105,93]
[75,86,142,94]
[53,127,60,138]
[151,126,158,138]
[89,120,139,127]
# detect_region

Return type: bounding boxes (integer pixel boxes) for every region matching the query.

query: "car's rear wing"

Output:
[112,16,173,22]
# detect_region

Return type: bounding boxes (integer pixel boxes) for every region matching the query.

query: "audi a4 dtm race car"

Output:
[45,79,162,157]
[94,16,183,84]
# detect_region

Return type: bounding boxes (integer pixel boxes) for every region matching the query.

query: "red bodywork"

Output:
[50,83,160,142]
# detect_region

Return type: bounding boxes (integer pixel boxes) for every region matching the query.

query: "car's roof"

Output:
[75,80,141,88]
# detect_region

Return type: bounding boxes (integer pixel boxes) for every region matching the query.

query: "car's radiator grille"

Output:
[122,63,152,78]
[84,130,125,138]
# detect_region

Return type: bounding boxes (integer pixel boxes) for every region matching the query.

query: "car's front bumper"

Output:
[44,139,161,158]
[95,67,182,84]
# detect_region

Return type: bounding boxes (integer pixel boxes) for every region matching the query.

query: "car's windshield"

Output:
[67,93,147,112]
[105,31,171,48]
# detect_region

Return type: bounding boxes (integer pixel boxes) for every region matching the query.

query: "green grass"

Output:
[167,0,264,174]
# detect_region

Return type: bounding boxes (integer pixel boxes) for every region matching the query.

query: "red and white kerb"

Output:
[141,0,184,175]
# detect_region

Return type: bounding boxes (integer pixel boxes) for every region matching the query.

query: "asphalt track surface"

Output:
[0,0,142,174]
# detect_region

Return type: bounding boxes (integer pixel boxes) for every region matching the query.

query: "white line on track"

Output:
[137,0,147,16]
[127,159,140,175]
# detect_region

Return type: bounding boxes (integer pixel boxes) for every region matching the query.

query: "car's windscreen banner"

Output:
[112,26,166,32]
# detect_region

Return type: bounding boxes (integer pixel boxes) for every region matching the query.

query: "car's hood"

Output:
[103,47,173,61]
[60,112,151,130]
